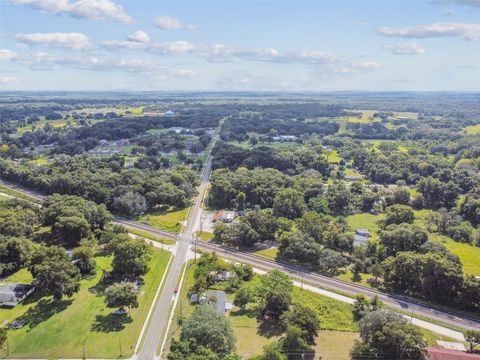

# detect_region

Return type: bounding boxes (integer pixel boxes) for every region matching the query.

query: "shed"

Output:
[206,290,227,315]
[0,284,35,308]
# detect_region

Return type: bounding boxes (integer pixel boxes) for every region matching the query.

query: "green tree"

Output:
[29,246,81,300]
[281,325,310,354]
[105,282,138,315]
[168,338,219,360]
[234,285,255,310]
[72,246,96,276]
[326,182,352,215]
[111,236,152,277]
[464,330,480,352]
[379,224,428,257]
[352,294,371,321]
[351,310,426,360]
[52,216,91,247]
[258,270,294,319]
[236,191,246,211]
[0,328,7,350]
[181,305,236,357]
[381,204,414,227]
[281,303,320,344]
[253,341,287,360]
[273,189,307,220]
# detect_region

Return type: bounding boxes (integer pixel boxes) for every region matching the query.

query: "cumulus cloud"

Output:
[100,38,380,73]
[154,15,194,30]
[13,51,162,72]
[384,41,427,55]
[376,22,480,41]
[16,32,91,50]
[0,49,18,60]
[11,0,133,23]
[127,30,150,43]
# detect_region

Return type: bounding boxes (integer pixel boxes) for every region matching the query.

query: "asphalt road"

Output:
[196,241,480,331]
[136,135,216,360]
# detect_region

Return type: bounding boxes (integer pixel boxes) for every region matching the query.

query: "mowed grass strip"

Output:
[128,228,176,245]
[2,249,170,359]
[137,207,189,233]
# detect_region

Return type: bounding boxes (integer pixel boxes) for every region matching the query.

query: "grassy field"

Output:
[414,209,480,276]
[315,331,358,360]
[168,260,465,359]
[1,249,171,359]
[128,228,176,245]
[28,156,50,166]
[196,231,213,241]
[253,247,278,260]
[464,124,480,134]
[336,270,374,288]
[168,263,358,358]
[326,150,342,164]
[137,207,190,233]
[347,212,382,240]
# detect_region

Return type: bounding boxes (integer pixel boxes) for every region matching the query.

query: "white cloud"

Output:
[148,41,196,54]
[127,30,150,43]
[168,69,196,77]
[384,41,427,55]
[14,51,162,72]
[433,0,480,8]
[16,32,91,50]
[11,0,133,23]
[376,22,480,41]
[102,40,147,50]
[0,49,18,60]
[154,15,194,30]
[0,76,17,83]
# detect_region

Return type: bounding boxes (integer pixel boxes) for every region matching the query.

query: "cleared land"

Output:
[137,207,189,233]
[1,249,170,359]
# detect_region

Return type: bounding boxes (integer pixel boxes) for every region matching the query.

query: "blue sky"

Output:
[0,0,479,91]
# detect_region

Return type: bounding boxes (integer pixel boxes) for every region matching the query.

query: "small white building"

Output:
[165,110,175,117]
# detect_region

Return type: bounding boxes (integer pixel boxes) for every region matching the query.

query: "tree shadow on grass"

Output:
[229,308,257,318]
[91,313,132,333]
[257,318,285,338]
[17,298,73,330]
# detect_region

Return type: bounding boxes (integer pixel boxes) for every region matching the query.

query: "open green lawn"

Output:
[253,247,278,260]
[137,207,189,233]
[28,156,50,166]
[464,124,480,134]
[414,209,480,276]
[336,270,374,288]
[196,231,213,241]
[441,239,480,276]
[1,249,171,359]
[315,331,359,360]
[347,212,382,240]
[326,150,342,164]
